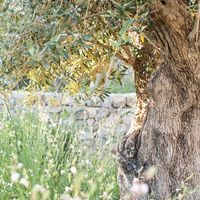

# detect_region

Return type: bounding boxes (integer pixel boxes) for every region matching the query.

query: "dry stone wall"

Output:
[0,91,136,142]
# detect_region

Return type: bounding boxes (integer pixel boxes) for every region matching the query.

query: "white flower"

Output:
[131,182,141,194]
[31,184,49,199]
[7,183,13,187]
[34,184,46,193]
[60,194,72,200]
[65,186,71,192]
[85,174,88,178]
[85,160,90,165]
[17,163,23,169]
[60,170,65,175]
[19,178,29,188]
[70,166,77,175]
[11,172,20,183]
[73,196,81,200]
[140,183,149,194]
[131,178,149,197]
[102,191,108,198]
[17,141,22,146]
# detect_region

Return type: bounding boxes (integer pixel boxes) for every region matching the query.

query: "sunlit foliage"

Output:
[0,0,197,97]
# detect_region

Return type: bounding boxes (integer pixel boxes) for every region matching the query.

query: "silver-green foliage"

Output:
[0,0,147,96]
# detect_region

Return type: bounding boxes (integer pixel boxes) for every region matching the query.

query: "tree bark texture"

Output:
[117,0,200,199]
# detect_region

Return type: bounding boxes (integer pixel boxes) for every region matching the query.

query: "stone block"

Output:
[60,95,74,106]
[101,97,112,107]
[87,118,95,126]
[95,108,110,120]
[75,120,85,127]
[115,124,128,136]
[85,98,102,107]
[88,107,98,118]
[63,106,75,114]
[112,94,126,108]
[95,128,107,140]
[74,108,88,120]
[117,108,135,116]
[43,106,63,113]
[79,129,92,141]
[91,122,99,132]
[105,112,120,126]
[126,93,136,107]
[0,98,4,106]
[122,112,134,125]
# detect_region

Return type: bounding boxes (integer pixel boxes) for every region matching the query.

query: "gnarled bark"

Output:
[117,0,200,199]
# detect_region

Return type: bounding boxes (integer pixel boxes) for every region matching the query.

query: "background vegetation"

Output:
[0,112,119,199]
[0,0,199,199]
[0,0,147,99]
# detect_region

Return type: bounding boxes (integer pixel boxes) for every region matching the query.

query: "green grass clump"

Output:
[0,113,119,200]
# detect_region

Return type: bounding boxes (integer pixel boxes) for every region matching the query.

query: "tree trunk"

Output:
[117,1,200,199]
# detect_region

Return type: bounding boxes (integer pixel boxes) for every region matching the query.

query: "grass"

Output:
[0,112,119,200]
[109,73,135,94]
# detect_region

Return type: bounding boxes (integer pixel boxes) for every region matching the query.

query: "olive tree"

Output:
[0,0,200,199]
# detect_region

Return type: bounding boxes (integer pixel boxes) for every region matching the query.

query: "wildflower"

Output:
[60,194,72,200]
[44,169,49,174]
[85,160,90,165]
[85,174,88,178]
[70,166,77,175]
[65,186,71,192]
[33,184,46,193]
[31,184,49,200]
[73,196,81,200]
[17,163,23,169]
[130,178,149,198]
[140,183,149,194]
[19,178,29,188]
[11,172,20,183]
[7,183,13,188]
[17,141,22,146]
[102,191,109,198]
